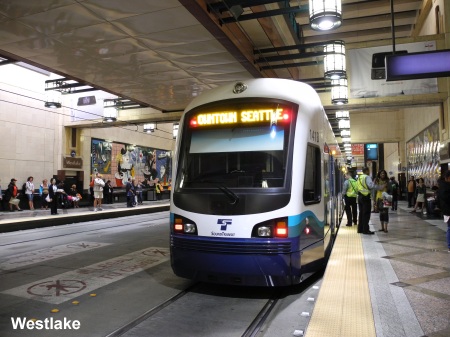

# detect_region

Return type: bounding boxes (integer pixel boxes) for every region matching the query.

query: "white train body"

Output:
[170,79,342,286]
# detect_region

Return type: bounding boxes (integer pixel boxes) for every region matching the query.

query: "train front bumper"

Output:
[170,235,301,286]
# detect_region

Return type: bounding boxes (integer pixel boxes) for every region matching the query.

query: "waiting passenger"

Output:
[25,176,35,210]
[374,170,390,233]
[48,178,58,215]
[6,178,22,212]
[103,180,114,204]
[135,180,143,205]
[40,179,50,210]
[68,184,81,208]
[410,178,426,213]
[93,173,105,212]
[125,177,135,207]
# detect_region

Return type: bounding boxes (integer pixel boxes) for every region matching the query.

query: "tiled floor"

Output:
[365,201,450,337]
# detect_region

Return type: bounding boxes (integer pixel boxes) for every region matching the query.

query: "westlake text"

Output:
[11,317,80,330]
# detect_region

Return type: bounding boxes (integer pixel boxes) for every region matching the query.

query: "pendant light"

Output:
[309,0,342,31]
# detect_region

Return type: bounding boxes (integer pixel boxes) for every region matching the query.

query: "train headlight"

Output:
[184,223,197,233]
[257,226,272,237]
[252,217,288,238]
[173,216,197,235]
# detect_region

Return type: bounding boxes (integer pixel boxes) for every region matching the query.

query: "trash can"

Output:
[147,190,155,201]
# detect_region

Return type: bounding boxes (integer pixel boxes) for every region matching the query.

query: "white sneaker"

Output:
[94,208,98,212]
[98,207,103,211]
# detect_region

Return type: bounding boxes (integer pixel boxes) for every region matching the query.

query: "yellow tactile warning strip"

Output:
[305,225,376,337]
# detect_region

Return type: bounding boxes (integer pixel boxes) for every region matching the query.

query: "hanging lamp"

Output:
[103,99,118,122]
[331,78,348,105]
[324,41,346,79]
[309,0,342,31]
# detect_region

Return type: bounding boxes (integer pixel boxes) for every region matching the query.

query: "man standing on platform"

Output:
[356,167,382,235]
[93,173,105,212]
[343,171,358,227]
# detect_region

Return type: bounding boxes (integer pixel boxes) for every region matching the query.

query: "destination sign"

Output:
[190,108,289,127]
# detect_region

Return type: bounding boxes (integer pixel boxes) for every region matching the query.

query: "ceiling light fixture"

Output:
[44,100,61,109]
[335,110,349,119]
[143,123,156,133]
[103,99,118,122]
[173,123,179,139]
[331,78,348,105]
[44,82,62,108]
[338,119,350,129]
[309,0,342,31]
[324,41,346,79]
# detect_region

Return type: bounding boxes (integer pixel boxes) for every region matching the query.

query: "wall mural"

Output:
[91,139,112,174]
[406,121,440,188]
[91,139,172,188]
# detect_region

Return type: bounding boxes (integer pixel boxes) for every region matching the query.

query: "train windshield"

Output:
[175,101,295,192]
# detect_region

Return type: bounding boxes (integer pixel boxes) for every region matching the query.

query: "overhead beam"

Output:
[322,92,447,112]
[219,5,307,24]
[67,111,183,129]
[259,60,318,70]
[255,50,327,63]
[208,0,280,13]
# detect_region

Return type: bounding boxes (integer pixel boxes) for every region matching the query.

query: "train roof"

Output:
[184,78,322,113]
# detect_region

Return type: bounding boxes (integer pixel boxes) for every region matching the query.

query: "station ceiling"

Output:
[0,0,440,135]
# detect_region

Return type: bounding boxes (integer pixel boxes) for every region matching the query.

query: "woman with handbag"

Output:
[40,179,50,210]
[410,178,426,213]
[6,178,23,212]
[374,170,390,233]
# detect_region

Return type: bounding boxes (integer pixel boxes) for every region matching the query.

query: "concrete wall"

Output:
[0,64,175,191]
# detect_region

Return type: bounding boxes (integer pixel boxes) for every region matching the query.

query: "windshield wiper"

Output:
[217,184,239,205]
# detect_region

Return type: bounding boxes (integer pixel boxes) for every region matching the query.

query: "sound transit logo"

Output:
[219,219,232,230]
[211,219,235,237]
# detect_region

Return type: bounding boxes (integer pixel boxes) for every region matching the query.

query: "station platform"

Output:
[0,201,170,233]
[1,199,448,336]
[306,200,450,337]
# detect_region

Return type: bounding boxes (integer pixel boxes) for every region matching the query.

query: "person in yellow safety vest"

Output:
[155,181,163,200]
[343,171,358,227]
[355,167,381,235]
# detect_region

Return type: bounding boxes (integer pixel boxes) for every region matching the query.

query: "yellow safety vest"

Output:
[156,183,163,193]
[356,174,370,196]
[346,178,358,197]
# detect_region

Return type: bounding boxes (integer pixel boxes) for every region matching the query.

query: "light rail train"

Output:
[170,78,344,286]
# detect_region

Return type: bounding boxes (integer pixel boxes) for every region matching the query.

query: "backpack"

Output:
[89,179,94,187]
[22,182,27,195]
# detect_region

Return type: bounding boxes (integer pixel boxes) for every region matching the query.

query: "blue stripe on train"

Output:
[288,211,324,237]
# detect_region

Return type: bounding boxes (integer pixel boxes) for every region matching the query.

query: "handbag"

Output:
[9,197,20,206]
[416,193,425,203]
[45,194,52,202]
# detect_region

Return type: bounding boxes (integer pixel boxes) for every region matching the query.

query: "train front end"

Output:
[170,80,326,286]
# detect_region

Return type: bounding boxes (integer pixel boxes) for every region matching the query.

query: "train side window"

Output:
[303,144,321,204]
